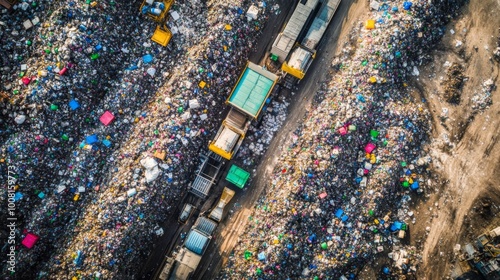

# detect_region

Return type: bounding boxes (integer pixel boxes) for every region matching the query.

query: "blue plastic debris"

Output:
[356,94,366,103]
[69,100,80,110]
[403,1,413,10]
[307,234,317,243]
[14,192,23,201]
[143,54,153,63]
[74,250,84,267]
[102,139,111,147]
[258,252,266,261]
[390,221,403,232]
[85,135,98,144]
[335,209,344,219]
[126,65,138,71]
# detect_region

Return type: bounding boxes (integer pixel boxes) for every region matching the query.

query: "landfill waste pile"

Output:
[471,79,494,114]
[218,0,469,279]
[0,0,281,279]
[238,97,289,167]
[442,62,465,104]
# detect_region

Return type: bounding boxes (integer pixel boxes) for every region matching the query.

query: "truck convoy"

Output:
[208,0,340,160]
[272,0,341,88]
[157,0,341,278]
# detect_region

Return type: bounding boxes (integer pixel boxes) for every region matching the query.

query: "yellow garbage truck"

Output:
[140,0,174,46]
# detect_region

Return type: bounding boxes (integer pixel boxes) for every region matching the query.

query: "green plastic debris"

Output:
[91,53,100,60]
[368,209,374,216]
[362,60,368,66]
[401,161,407,167]
[270,54,278,61]
[62,134,69,141]
[44,49,51,54]
[402,181,409,188]
[370,129,379,139]
[177,107,183,113]
[50,104,58,111]
[244,250,252,260]
[321,242,328,250]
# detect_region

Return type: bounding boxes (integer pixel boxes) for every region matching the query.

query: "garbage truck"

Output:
[188,151,223,199]
[209,187,235,222]
[140,0,174,46]
[162,217,217,280]
[208,62,278,160]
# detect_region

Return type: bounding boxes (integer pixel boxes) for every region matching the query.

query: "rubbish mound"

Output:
[442,63,466,104]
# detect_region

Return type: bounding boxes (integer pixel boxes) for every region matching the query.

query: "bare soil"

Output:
[408,0,500,278]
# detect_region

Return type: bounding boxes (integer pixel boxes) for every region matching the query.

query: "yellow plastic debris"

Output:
[199,81,206,88]
[73,194,79,201]
[154,150,166,160]
[368,76,377,83]
[225,24,232,31]
[365,20,376,30]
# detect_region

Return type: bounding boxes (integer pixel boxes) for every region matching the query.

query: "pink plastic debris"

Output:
[22,233,39,249]
[99,111,115,126]
[59,67,68,75]
[338,127,347,135]
[365,143,376,154]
